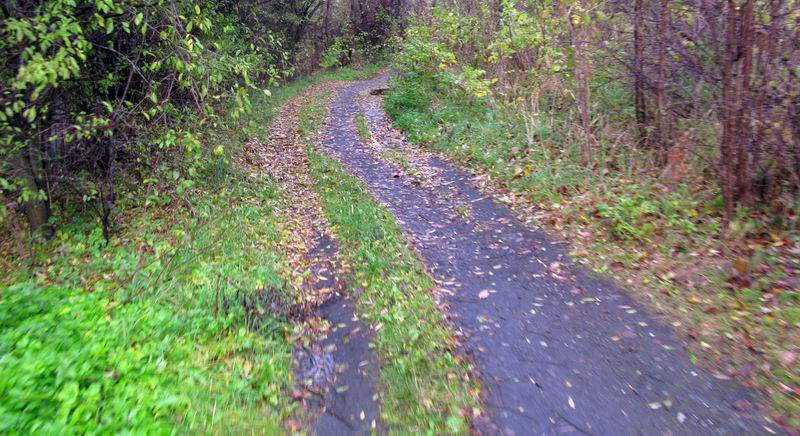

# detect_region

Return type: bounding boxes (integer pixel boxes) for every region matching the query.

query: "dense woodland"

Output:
[0,0,798,432]
[2,0,798,239]
[0,0,408,240]
[405,0,799,218]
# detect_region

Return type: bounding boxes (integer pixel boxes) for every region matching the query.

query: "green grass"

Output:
[384,76,590,204]
[0,64,385,434]
[298,94,479,433]
[310,153,478,433]
[0,171,294,434]
[380,149,422,178]
[355,112,371,142]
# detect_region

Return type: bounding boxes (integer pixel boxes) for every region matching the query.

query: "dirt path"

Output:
[317,75,773,435]
[293,233,381,435]
[250,86,380,434]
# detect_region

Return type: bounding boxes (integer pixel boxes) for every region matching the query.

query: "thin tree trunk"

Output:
[734,0,754,204]
[570,0,593,160]
[719,0,739,223]
[633,0,647,144]
[654,0,672,159]
[14,146,52,237]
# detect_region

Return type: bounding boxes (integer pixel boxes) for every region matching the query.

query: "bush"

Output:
[596,184,700,242]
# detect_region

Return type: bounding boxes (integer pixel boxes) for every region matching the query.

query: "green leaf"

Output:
[23,107,37,122]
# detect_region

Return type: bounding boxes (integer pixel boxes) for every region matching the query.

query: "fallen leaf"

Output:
[733,400,752,411]
[284,419,301,432]
[291,388,303,401]
[734,258,749,275]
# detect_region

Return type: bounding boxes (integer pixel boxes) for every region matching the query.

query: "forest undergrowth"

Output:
[0,65,380,433]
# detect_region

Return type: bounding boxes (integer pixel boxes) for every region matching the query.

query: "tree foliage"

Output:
[396,0,800,219]
[0,0,287,238]
[0,0,408,240]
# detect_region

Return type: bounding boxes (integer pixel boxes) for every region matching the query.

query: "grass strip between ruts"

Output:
[298,93,480,434]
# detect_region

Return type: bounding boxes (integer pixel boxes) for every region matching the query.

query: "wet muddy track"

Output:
[293,235,381,435]
[318,75,772,435]
[255,85,381,435]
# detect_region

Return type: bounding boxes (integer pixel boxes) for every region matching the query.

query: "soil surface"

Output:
[316,74,774,435]
[293,233,381,435]
[252,85,381,435]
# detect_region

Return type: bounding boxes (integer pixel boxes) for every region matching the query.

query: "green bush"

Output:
[596,184,701,242]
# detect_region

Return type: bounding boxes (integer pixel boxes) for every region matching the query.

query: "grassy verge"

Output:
[385,74,799,426]
[299,93,479,433]
[355,112,371,142]
[0,164,293,434]
[0,64,383,433]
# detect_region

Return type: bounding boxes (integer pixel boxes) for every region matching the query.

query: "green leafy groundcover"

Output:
[0,64,389,434]
[0,173,294,433]
[0,283,191,433]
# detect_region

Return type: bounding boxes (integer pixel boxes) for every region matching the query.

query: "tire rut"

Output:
[250,85,381,435]
[316,74,774,435]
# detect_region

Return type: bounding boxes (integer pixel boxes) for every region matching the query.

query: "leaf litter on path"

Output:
[312,74,776,435]
[246,81,382,433]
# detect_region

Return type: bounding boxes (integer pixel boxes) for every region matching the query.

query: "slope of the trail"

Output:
[316,74,773,435]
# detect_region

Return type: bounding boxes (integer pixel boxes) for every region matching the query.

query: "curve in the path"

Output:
[317,75,772,435]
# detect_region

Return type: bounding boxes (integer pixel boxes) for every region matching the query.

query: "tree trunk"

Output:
[719,0,739,223]
[13,146,52,238]
[570,0,594,161]
[719,0,755,222]
[734,0,754,204]
[633,0,647,144]
[654,0,672,159]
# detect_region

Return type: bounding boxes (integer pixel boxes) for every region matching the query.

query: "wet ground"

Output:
[293,234,381,435]
[254,86,381,435]
[316,74,773,435]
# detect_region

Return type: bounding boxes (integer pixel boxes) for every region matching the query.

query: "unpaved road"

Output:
[316,74,771,435]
